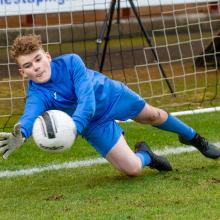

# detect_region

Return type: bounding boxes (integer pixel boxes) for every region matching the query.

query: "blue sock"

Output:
[155,113,196,141]
[135,151,152,167]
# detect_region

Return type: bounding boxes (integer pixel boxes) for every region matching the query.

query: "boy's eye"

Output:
[36,57,41,62]
[24,63,32,68]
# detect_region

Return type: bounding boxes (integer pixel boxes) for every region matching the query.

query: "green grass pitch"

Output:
[0,112,220,220]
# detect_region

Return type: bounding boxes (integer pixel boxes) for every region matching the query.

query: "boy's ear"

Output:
[46,52,52,61]
[19,68,28,78]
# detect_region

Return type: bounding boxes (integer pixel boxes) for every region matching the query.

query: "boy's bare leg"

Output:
[106,134,172,176]
[106,134,143,176]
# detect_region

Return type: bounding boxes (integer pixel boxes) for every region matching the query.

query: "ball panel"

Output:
[32,110,77,152]
[41,111,56,139]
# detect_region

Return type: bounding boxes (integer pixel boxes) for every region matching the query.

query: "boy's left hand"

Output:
[0,123,25,159]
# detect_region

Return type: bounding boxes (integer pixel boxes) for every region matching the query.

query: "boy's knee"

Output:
[147,108,167,125]
[124,163,142,177]
[135,105,168,125]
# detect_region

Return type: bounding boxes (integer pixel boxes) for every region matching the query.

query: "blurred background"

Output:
[0,0,220,129]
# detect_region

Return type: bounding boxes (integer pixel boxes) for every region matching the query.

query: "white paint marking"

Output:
[0,143,219,178]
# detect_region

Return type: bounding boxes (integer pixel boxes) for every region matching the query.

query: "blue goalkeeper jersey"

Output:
[19,53,123,138]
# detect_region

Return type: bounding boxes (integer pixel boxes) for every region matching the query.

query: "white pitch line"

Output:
[0,158,107,178]
[0,143,219,178]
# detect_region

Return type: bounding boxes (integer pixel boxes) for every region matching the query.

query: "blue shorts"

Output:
[82,85,146,157]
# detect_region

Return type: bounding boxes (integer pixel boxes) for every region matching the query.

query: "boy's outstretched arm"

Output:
[0,123,25,159]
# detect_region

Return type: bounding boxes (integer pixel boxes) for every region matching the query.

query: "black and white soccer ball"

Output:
[32,110,77,152]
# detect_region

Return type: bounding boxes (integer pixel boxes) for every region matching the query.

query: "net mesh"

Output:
[0,0,220,129]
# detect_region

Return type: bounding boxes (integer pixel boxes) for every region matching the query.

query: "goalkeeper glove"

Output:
[0,123,25,159]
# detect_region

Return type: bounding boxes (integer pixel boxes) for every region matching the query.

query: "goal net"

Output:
[0,0,220,129]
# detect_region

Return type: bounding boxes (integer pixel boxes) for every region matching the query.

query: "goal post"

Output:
[0,0,220,129]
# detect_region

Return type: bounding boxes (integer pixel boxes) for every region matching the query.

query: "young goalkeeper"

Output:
[0,34,219,176]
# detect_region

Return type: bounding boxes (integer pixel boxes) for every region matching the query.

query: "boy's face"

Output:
[17,49,52,83]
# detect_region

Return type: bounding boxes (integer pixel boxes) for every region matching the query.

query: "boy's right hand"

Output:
[0,124,25,159]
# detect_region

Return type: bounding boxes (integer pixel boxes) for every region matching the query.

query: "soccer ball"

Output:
[32,110,77,152]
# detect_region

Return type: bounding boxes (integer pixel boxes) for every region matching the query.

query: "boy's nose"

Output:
[33,63,40,71]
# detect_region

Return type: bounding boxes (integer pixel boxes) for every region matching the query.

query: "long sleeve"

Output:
[18,93,47,138]
[70,55,96,134]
